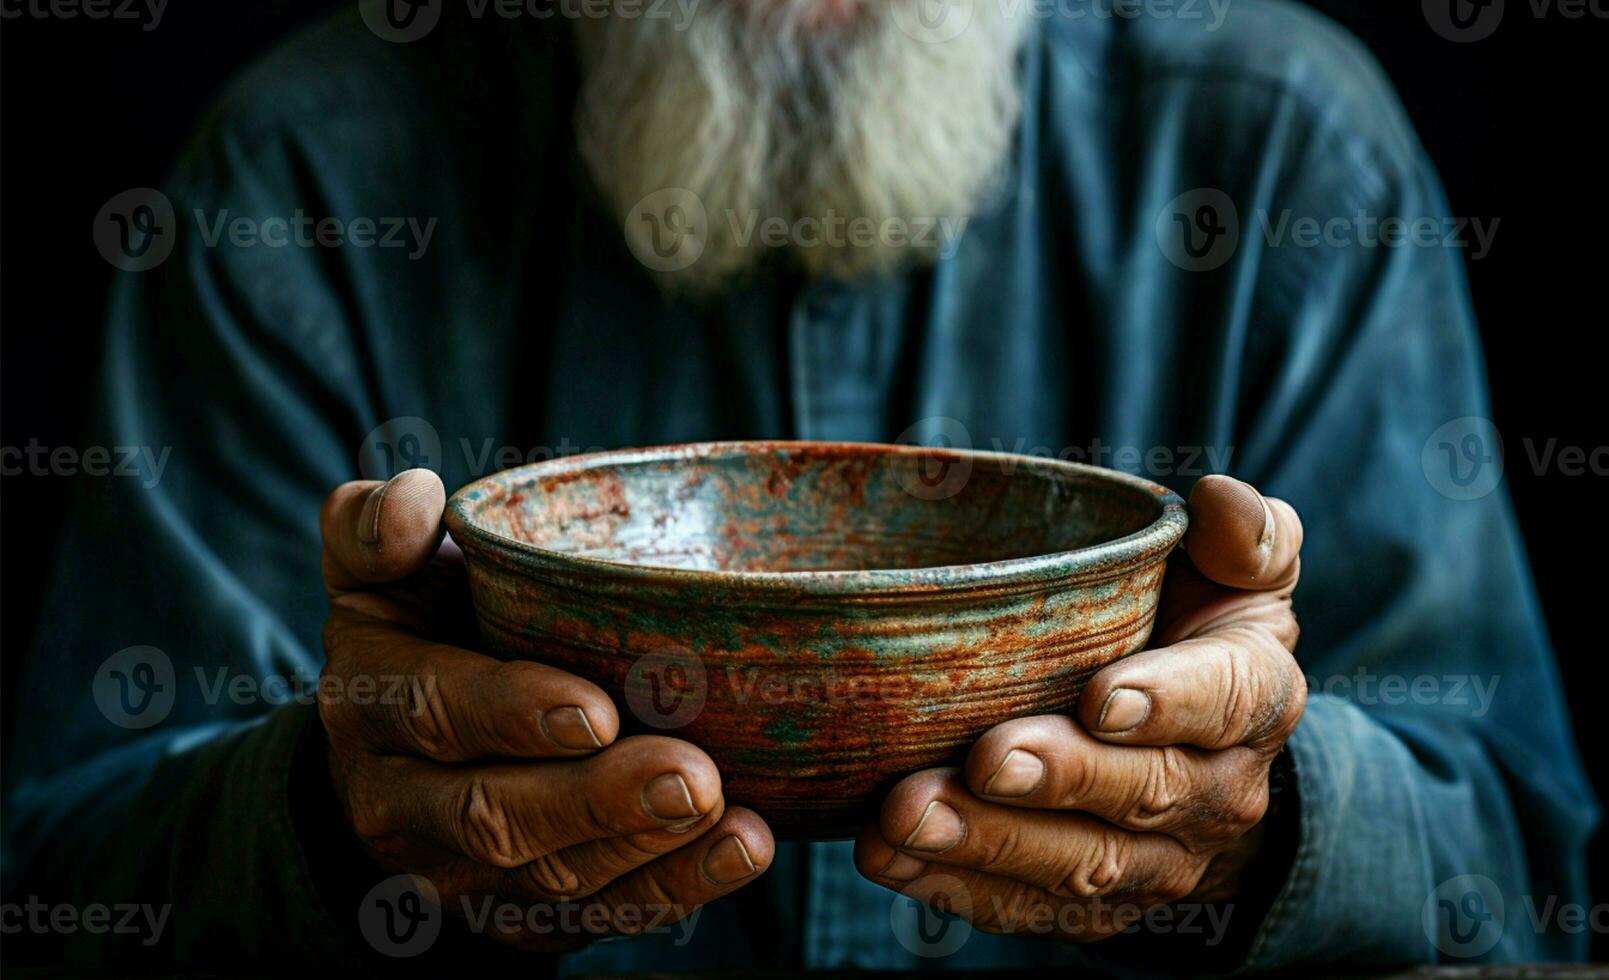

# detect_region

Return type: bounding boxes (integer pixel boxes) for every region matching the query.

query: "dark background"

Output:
[2,0,1604,957]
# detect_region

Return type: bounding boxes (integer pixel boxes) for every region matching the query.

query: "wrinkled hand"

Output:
[855,475,1304,942]
[318,469,773,952]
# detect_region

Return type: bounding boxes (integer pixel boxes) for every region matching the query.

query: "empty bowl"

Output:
[444,441,1187,839]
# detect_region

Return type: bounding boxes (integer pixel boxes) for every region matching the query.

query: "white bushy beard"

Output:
[575,0,1030,293]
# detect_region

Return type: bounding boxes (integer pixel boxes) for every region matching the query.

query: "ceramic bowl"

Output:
[445,441,1187,839]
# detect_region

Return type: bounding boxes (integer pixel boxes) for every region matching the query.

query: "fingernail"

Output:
[541,706,602,750]
[902,801,963,852]
[358,484,387,544]
[879,853,927,881]
[701,836,757,885]
[982,749,1044,797]
[642,773,700,822]
[1098,689,1151,732]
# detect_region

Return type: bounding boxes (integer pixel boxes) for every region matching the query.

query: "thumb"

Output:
[320,469,446,593]
[1183,474,1302,593]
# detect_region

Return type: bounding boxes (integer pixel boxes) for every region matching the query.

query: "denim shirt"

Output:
[3,1,1596,974]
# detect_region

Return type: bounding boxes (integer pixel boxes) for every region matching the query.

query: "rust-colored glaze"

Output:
[444,441,1187,839]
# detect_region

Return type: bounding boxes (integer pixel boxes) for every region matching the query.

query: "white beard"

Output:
[575,0,1030,293]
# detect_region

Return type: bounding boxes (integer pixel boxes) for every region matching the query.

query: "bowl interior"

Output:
[454,444,1167,575]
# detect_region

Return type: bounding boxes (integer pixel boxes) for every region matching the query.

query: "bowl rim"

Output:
[443,440,1188,596]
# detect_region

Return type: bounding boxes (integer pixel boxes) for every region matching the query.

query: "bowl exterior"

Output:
[455,544,1174,839]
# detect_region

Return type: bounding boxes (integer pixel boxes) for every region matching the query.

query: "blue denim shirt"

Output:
[3,1,1596,973]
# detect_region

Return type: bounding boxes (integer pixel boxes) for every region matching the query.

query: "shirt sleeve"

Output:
[1,108,384,970]
[1216,77,1599,969]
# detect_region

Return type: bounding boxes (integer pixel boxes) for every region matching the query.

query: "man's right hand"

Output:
[317,469,773,952]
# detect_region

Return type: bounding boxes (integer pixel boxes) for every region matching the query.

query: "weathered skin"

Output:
[445,442,1187,839]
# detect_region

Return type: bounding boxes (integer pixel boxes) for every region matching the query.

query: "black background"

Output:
[2,0,1605,957]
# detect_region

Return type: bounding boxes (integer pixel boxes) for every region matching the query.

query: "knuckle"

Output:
[402,663,459,759]
[1279,663,1309,734]
[1057,833,1129,900]
[1226,781,1271,836]
[457,776,531,868]
[1129,748,1191,828]
[518,851,583,900]
[974,815,1026,875]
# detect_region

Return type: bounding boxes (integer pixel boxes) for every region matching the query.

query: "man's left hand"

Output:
[854,475,1306,942]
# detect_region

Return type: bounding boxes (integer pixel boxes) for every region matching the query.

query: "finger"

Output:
[965,715,1268,850]
[496,795,729,902]
[384,736,723,868]
[1077,630,1307,750]
[866,769,1203,906]
[321,469,446,593]
[477,808,774,954]
[852,835,1154,944]
[1183,475,1302,593]
[582,806,774,926]
[322,621,618,761]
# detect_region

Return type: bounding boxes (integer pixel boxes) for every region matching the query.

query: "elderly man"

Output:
[3,0,1596,973]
